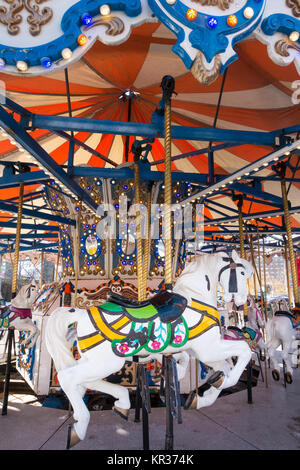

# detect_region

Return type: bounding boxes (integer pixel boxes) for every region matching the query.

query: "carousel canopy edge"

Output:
[0,1,298,83]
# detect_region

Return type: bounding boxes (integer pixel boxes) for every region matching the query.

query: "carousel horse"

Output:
[0,281,40,348]
[222,295,267,359]
[45,250,253,448]
[266,299,300,384]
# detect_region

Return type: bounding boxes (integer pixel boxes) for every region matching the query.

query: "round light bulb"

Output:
[166,0,176,3]
[100,4,110,16]
[62,48,73,60]
[289,31,299,42]
[78,34,87,46]
[227,15,237,27]
[17,60,28,72]
[243,7,254,20]
[186,8,197,21]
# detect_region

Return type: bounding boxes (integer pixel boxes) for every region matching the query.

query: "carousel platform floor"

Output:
[0,367,299,451]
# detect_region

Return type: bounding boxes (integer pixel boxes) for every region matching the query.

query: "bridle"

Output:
[218,256,245,293]
[25,284,36,299]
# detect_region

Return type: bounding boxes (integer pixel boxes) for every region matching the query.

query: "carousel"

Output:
[0,0,299,451]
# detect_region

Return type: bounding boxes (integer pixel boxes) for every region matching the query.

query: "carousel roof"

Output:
[0,22,299,254]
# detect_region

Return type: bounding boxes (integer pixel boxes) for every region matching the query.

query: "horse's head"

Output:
[278,298,289,312]
[218,250,252,307]
[13,281,39,308]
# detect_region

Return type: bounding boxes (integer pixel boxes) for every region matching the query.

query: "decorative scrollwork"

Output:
[275,39,291,57]
[0,0,52,36]
[85,16,125,36]
[286,0,300,17]
[191,0,234,10]
[191,51,222,86]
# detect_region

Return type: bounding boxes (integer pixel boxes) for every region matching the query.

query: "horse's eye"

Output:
[241,271,245,276]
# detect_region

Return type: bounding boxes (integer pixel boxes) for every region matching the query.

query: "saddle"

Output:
[275,308,300,328]
[107,290,187,324]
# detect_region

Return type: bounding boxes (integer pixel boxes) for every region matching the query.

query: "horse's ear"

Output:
[231,250,239,263]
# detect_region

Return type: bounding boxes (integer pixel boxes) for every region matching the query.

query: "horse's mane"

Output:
[174,253,223,296]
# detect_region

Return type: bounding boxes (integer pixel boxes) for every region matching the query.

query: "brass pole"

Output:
[40,249,44,289]
[246,226,268,388]
[237,197,248,317]
[283,236,292,310]
[162,76,175,291]
[262,236,268,309]
[279,163,299,305]
[2,183,24,416]
[11,183,24,296]
[134,160,144,301]
[142,188,151,300]
[74,211,81,307]
[55,249,60,283]
[249,235,257,300]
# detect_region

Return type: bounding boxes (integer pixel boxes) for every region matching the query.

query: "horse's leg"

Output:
[186,339,251,410]
[12,318,39,347]
[22,321,39,347]
[282,338,294,384]
[267,337,281,381]
[84,378,131,417]
[57,352,126,446]
[138,352,189,382]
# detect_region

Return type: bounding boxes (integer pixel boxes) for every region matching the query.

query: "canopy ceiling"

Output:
[0,22,299,252]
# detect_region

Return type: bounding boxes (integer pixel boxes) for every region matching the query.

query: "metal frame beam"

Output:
[0,106,97,212]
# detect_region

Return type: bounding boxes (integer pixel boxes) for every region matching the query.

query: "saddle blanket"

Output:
[78,299,221,355]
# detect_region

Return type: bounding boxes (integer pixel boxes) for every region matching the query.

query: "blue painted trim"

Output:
[0,1,142,67]
[29,113,277,145]
[148,0,265,65]
[261,13,300,38]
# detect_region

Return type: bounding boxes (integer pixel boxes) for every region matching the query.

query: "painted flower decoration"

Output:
[174,335,183,344]
[118,343,129,354]
[151,340,161,350]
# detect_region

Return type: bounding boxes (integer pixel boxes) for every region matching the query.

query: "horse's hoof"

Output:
[66,424,81,449]
[184,391,197,410]
[113,405,129,421]
[207,370,225,389]
[285,372,293,384]
[272,370,280,381]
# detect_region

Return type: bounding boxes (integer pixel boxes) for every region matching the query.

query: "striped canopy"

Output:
[0,22,299,250]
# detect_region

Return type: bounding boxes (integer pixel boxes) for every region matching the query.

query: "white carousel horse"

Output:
[45,250,253,448]
[0,281,40,348]
[266,299,300,384]
[221,295,266,356]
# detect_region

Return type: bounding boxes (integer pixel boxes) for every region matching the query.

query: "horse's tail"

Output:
[45,307,80,372]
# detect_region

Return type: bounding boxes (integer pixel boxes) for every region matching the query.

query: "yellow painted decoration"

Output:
[188,299,220,339]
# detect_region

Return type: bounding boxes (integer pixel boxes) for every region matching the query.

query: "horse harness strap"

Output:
[218,257,244,293]
[0,306,32,327]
